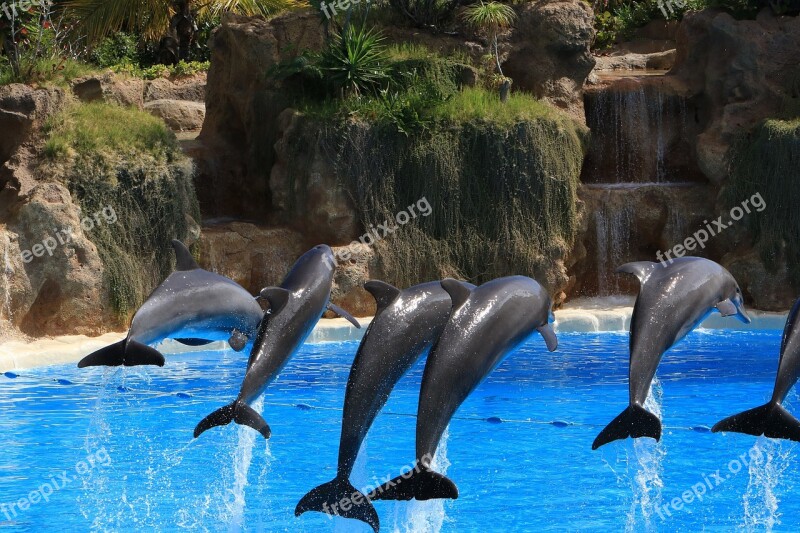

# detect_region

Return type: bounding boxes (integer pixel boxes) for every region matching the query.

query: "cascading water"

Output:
[623,377,666,533]
[390,428,452,533]
[594,204,634,296]
[582,77,695,185]
[1,232,13,322]
[227,395,266,532]
[740,392,797,531]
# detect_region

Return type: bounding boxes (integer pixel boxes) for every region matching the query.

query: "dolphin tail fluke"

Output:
[712,402,800,442]
[193,400,271,439]
[592,404,661,450]
[77,340,165,368]
[367,465,458,501]
[295,477,379,532]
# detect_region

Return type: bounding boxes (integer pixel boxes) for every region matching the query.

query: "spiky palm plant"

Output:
[319,24,389,97]
[61,0,304,43]
[460,1,516,77]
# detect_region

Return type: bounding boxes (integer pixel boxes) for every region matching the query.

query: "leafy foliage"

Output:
[61,0,304,44]
[388,0,460,29]
[318,24,390,97]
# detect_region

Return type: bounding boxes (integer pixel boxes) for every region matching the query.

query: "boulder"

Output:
[144,99,206,131]
[71,73,145,108]
[504,0,596,119]
[671,9,800,182]
[144,74,206,103]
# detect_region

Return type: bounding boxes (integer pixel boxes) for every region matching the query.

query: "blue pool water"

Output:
[1,329,798,532]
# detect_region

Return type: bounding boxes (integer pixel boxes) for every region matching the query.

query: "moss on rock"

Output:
[41,102,200,318]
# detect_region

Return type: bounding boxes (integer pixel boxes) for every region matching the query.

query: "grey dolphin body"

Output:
[712,296,800,442]
[592,257,751,450]
[193,245,359,439]
[78,240,263,368]
[371,275,557,502]
[295,279,474,532]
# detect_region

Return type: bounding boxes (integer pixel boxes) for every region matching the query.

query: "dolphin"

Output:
[193,244,360,439]
[77,240,264,368]
[369,275,557,503]
[295,279,475,532]
[712,296,800,442]
[592,257,751,450]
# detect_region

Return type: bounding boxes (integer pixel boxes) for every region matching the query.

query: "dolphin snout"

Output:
[737,306,752,324]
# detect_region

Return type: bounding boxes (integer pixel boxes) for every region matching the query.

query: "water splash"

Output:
[390,428,452,533]
[226,394,265,532]
[624,377,665,533]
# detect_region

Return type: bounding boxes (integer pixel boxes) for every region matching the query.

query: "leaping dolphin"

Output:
[592,257,750,450]
[193,244,360,439]
[369,275,557,503]
[77,240,264,368]
[712,296,800,442]
[295,279,475,532]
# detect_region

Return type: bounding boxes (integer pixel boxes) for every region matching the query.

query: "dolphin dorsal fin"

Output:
[441,278,472,310]
[615,261,659,283]
[364,280,401,312]
[260,287,291,315]
[171,240,200,271]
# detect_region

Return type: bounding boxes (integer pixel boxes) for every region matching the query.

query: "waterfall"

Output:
[594,203,633,295]
[624,377,665,533]
[582,78,692,185]
[390,428,452,533]
[1,232,13,322]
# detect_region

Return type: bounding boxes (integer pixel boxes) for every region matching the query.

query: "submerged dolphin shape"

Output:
[592,257,750,450]
[295,279,474,532]
[369,275,557,502]
[193,244,360,439]
[77,240,264,368]
[712,296,800,442]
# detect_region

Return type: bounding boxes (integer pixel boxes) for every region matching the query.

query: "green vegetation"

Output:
[725,118,800,284]
[592,0,765,50]
[41,102,199,318]
[318,25,390,97]
[322,107,587,288]
[460,1,516,81]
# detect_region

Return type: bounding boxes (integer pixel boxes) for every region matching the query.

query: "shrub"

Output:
[318,24,391,97]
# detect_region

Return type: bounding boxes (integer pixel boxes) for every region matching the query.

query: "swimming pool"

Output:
[0,329,797,531]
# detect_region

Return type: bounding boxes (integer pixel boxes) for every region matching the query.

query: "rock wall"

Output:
[0,85,112,336]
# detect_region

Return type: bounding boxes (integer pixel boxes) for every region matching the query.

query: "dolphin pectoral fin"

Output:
[327,302,361,328]
[715,298,738,317]
[296,477,379,532]
[537,323,558,352]
[174,338,214,346]
[260,287,291,314]
[441,278,472,310]
[171,239,200,271]
[367,465,458,501]
[194,400,271,439]
[712,402,800,442]
[592,404,661,450]
[616,261,659,283]
[227,330,247,351]
[364,280,401,312]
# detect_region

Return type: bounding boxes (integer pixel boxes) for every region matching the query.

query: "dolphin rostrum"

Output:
[592,257,751,450]
[193,245,360,439]
[713,296,800,442]
[77,240,264,368]
[295,279,474,532]
[369,275,557,502]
